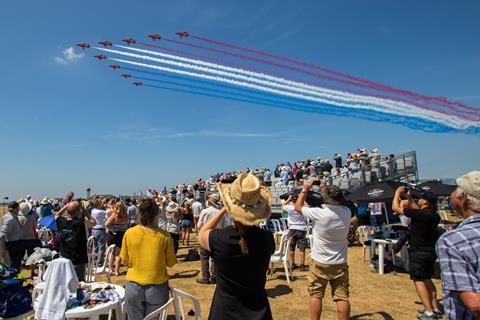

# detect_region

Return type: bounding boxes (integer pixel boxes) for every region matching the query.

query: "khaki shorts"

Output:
[308,260,349,301]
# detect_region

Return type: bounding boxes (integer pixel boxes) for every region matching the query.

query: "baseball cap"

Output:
[420,191,438,204]
[7,201,19,209]
[457,171,480,200]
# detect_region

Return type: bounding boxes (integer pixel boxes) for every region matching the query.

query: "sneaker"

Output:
[195,277,210,285]
[291,264,299,270]
[417,311,438,319]
[418,309,443,318]
[299,265,309,272]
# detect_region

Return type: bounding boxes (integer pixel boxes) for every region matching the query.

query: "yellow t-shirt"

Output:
[120,225,176,285]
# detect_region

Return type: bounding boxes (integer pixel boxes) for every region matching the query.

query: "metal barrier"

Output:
[269,151,418,207]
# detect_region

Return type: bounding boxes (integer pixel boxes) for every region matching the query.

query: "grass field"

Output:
[101,237,442,320]
[3,204,446,319]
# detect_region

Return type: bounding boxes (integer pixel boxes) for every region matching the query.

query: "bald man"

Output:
[55,201,96,281]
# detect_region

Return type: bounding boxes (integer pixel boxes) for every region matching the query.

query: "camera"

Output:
[279,188,324,207]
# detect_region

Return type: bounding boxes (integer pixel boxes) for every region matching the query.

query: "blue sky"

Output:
[1,0,479,199]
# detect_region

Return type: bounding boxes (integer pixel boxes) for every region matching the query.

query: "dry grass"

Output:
[101,235,442,320]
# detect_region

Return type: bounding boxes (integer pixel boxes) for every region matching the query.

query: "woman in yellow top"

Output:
[120,198,176,319]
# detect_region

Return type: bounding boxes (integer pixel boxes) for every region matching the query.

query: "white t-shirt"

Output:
[302,204,351,264]
[91,208,107,229]
[370,202,383,216]
[283,204,307,231]
[191,201,203,218]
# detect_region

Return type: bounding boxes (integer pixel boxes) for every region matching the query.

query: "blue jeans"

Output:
[91,229,106,266]
[370,215,384,229]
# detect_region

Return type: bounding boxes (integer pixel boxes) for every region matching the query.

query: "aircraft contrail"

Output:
[161,37,480,116]
[139,83,462,134]
[115,45,479,121]
[96,47,478,128]
[189,34,480,114]
[135,42,480,121]
[106,55,476,130]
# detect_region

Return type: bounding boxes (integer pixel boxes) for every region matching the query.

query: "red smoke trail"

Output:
[134,42,479,121]
[190,35,480,113]
[161,38,480,119]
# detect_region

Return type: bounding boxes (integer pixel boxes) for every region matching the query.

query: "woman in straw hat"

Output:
[198,173,275,320]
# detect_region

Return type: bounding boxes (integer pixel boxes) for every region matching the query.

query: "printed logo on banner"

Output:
[368,188,384,198]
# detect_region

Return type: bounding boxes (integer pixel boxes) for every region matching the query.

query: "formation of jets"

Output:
[76,43,90,49]
[176,32,189,38]
[98,41,112,48]
[84,32,189,88]
[148,34,161,41]
[122,38,136,45]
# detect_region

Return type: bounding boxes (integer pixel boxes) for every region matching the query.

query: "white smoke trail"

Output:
[110,46,479,123]
[107,56,475,130]
[99,47,420,112]
[102,48,479,129]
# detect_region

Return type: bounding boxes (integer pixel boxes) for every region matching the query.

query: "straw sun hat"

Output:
[166,202,179,213]
[217,172,272,226]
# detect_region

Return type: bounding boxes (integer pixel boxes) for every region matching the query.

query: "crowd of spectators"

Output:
[162,147,392,204]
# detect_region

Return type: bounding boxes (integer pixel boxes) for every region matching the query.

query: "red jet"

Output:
[120,74,132,78]
[76,43,90,49]
[94,54,107,60]
[122,38,136,45]
[98,41,113,48]
[109,65,121,69]
[132,81,143,86]
[176,32,189,38]
[147,34,161,41]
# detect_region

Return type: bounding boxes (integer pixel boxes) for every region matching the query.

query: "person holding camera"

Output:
[295,181,352,320]
[392,187,441,320]
[283,195,308,271]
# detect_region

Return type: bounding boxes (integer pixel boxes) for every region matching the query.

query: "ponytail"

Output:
[234,221,249,255]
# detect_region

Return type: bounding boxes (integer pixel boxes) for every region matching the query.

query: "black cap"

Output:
[7,201,19,209]
[420,191,438,204]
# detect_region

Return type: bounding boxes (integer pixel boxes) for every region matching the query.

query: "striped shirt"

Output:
[436,214,480,320]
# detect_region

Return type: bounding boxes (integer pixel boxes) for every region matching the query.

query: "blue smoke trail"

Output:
[139,82,475,134]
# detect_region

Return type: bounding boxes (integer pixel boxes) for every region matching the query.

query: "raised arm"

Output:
[84,210,97,228]
[55,204,68,218]
[295,180,314,214]
[392,187,406,215]
[198,208,227,252]
[105,213,117,228]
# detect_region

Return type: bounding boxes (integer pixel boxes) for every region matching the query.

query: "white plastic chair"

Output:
[270,219,283,233]
[279,218,288,231]
[357,225,373,262]
[85,236,100,282]
[269,231,292,283]
[143,298,174,320]
[170,287,201,320]
[90,244,115,283]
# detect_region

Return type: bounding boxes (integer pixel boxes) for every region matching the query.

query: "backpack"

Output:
[184,249,200,261]
[357,202,368,216]
[0,279,32,318]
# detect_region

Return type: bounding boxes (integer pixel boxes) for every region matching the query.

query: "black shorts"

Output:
[287,229,307,252]
[408,250,437,281]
